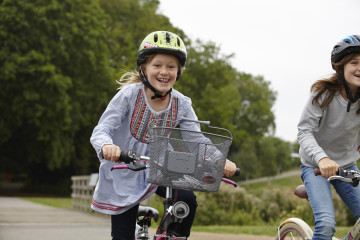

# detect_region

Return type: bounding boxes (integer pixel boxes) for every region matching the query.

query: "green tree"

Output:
[256,137,292,176]
[177,41,278,174]
[179,41,276,142]
[235,73,276,139]
[179,42,245,143]
[230,136,259,180]
[0,0,112,187]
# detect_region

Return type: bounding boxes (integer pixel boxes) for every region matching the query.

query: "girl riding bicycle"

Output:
[90,31,237,240]
[297,35,360,240]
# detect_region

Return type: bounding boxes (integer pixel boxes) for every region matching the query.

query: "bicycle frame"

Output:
[277,168,360,240]
[109,118,239,239]
[112,152,239,240]
[152,186,190,240]
[135,186,189,240]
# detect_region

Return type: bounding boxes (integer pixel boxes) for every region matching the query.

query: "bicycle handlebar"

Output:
[234,168,240,176]
[314,168,321,176]
[179,117,210,126]
[314,168,360,187]
[119,150,136,164]
[111,150,240,187]
[114,150,240,175]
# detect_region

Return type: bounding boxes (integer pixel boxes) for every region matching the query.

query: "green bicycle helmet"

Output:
[137,31,187,100]
[137,31,187,67]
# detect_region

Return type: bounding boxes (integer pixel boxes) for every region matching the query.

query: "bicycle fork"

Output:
[155,187,190,239]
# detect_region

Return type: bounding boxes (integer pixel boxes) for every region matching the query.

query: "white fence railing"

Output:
[71,173,151,212]
[70,173,98,212]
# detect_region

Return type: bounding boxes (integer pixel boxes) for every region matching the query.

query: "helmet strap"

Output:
[139,65,172,101]
[151,89,172,100]
[342,80,360,112]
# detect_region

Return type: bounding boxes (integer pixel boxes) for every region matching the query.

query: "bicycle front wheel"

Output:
[278,222,312,240]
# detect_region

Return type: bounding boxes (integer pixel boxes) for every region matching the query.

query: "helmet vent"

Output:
[154,34,158,42]
[177,38,180,46]
[165,32,171,43]
[353,35,360,42]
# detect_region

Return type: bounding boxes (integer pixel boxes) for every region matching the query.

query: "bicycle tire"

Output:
[278,222,312,240]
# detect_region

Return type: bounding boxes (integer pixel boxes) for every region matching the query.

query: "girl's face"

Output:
[143,53,179,95]
[344,54,360,92]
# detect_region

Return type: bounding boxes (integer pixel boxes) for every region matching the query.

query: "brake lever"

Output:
[128,161,148,171]
[327,175,353,183]
[327,169,360,187]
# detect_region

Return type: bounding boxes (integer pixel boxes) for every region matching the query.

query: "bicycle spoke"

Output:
[290,232,295,240]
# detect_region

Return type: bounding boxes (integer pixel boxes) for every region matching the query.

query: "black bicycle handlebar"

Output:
[117,150,240,176]
[119,150,135,164]
[234,168,240,176]
[314,167,346,176]
[314,167,360,187]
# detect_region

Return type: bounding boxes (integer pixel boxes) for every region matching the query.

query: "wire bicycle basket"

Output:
[148,117,232,192]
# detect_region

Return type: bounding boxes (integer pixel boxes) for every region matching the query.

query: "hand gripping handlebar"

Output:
[314,168,360,187]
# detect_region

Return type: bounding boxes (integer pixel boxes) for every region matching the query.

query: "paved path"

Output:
[0,197,274,240]
[0,197,112,240]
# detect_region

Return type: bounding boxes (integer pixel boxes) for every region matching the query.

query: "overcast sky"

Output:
[158,0,360,142]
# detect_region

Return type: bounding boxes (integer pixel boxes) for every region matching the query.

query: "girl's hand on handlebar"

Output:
[102,144,121,162]
[223,159,236,177]
[318,157,339,178]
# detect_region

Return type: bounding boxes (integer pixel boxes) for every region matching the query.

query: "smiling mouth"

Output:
[157,78,170,83]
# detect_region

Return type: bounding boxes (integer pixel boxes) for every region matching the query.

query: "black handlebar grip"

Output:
[119,150,131,164]
[314,168,341,176]
[234,168,240,176]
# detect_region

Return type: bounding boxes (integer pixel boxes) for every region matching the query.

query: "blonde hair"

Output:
[116,71,141,90]
[116,54,184,90]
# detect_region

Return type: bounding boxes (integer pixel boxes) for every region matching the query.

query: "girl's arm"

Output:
[297,93,328,165]
[90,89,130,161]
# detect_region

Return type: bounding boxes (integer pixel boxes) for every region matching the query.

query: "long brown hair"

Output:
[311,53,360,114]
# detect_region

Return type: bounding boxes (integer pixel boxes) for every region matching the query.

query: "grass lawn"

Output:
[21,197,72,209]
[192,225,277,236]
[192,225,351,238]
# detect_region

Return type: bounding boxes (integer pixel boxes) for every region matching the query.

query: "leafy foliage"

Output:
[189,178,352,226]
[0,0,112,183]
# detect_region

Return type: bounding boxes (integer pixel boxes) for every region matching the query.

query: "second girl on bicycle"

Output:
[297,35,360,240]
[90,31,237,240]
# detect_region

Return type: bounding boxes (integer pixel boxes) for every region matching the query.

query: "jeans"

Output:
[111,187,197,240]
[301,164,360,240]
